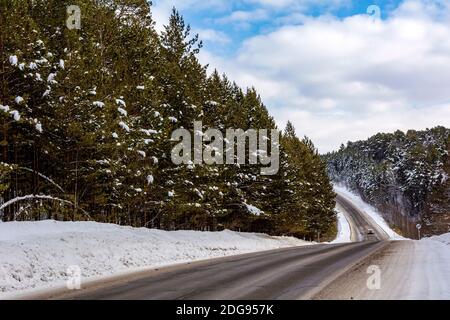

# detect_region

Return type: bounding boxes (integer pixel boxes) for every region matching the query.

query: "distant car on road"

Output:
[367,229,375,235]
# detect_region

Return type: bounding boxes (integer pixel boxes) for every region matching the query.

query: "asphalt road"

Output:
[335,193,390,241]
[28,192,391,300]
[34,241,388,300]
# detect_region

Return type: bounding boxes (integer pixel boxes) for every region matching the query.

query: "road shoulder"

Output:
[313,241,412,299]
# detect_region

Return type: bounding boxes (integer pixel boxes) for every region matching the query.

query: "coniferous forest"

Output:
[0,0,336,240]
[324,127,450,238]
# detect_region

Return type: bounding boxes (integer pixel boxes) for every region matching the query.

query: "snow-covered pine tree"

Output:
[324,126,450,237]
[1,0,337,239]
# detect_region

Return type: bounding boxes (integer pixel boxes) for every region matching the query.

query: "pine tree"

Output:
[1,0,338,239]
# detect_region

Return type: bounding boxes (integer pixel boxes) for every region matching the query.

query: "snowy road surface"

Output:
[335,193,389,242]
[334,186,404,240]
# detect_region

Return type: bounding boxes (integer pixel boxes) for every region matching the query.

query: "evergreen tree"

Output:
[324,126,450,238]
[1,0,337,240]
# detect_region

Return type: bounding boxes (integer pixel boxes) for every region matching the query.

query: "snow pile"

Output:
[423,232,450,246]
[334,185,404,240]
[330,207,351,243]
[405,236,450,299]
[0,220,312,296]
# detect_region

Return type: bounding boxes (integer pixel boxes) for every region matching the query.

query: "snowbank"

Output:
[406,234,450,299]
[423,232,450,246]
[334,185,404,240]
[330,207,351,243]
[0,220,312,296]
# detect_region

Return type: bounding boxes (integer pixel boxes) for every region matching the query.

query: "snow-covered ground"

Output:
[334,185,404,240]
[330,207,351,244]
[425,233,450,245]
[406,235,450,299]
[0,220,313,297]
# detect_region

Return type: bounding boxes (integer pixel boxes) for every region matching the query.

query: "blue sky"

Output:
[152,0,450,152]
[153,0,403,56]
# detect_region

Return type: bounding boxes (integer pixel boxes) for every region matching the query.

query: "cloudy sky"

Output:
[152,0,450,152]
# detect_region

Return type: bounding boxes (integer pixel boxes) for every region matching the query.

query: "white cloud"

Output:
[274,103,450,152]
[199,0,450,152]
[152,0,351,31]
[245,0,351,10]
[195,28,231,44]
[216,9,269,24]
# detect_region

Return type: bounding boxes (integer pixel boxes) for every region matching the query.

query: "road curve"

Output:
[335,193,390,241]
[24,193,391,300]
